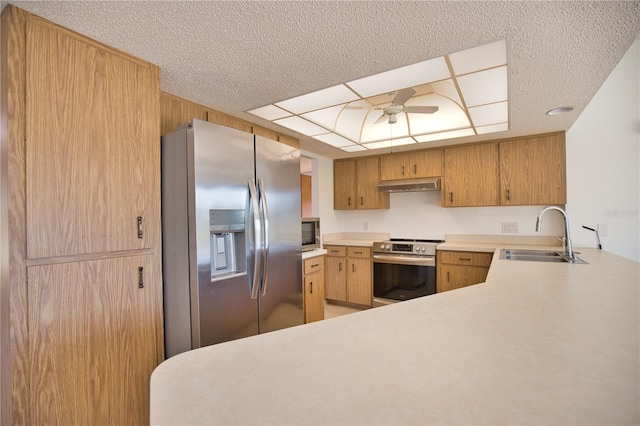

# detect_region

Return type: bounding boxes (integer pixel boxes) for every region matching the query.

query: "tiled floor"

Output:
[324,301,365,319]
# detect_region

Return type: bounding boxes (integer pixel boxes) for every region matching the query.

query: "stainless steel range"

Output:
[372,238,443,306]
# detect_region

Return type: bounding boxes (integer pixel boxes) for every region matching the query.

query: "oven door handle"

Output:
[373,254,436,267]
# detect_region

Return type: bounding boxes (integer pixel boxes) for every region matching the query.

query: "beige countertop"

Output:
[150,242,639,425]
[322,231,390,247]
[301,248,326,259]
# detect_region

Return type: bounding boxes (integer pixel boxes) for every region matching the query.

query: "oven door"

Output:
[372,254,436,306]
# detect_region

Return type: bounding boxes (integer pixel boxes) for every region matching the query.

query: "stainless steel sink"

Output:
[499,249,587,264]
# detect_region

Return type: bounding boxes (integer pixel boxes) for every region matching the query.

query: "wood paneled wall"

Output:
[160,91,300,149]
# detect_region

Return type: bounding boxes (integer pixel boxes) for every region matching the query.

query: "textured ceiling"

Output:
[4,0,640,159]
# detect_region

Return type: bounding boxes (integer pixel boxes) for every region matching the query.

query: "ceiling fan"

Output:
[347,87,439,124]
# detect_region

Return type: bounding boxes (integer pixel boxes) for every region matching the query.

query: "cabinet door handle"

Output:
[449,192,453,203]
[339,262,342,272]
[309,281,313,294]
[401,165,405,176]
[506,189,511,201]
[137,216,143,238]
[352,264,355,273]
[459,258,472,261]
[311,263,320,268]
[447,271,450,282]
[413,164,417,174]
[348,197,351,206]
[138,266,144,288]
[354,251,363,255]
[360,197,363,205]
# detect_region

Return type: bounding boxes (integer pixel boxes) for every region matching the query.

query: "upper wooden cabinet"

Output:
[25,17,161,259]
[443,143,500,207]
[380,149,442,181]
[499,133,566,205]
[334,157,389,210]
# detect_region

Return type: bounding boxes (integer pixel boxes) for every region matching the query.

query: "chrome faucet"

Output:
[535,205,575,260]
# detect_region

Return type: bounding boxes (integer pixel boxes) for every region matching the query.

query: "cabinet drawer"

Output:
[438,251,493,267]
[347,247,371,258]
[324,246,346,257]
[304,256,324,274]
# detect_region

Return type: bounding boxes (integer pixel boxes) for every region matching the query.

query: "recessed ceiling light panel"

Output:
[414,128,475,143]
[247,104,291,121]
[476,122,509,134]
[248,39,509,152]
[273,116,327,136]
[449,39,507,75]
[347,57,450,98]
[314,132,355,148]
[361,136,416,150]
[275,84,359,114]
[468,101,508,126]
[457,66,508,107]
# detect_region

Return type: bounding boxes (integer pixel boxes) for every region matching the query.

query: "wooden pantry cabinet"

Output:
[437,251,493,292]
[334,157,389,210]
[380,149,442,181]
[303,255,325,323]
[2,7,163,425]
[499,133,566,205]
[324,245,372,306]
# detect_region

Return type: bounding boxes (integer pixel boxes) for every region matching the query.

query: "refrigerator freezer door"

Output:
[255,135,304,333]
[190,120,260,347]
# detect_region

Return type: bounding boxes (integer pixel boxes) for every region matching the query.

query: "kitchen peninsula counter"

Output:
[150,246,639,425]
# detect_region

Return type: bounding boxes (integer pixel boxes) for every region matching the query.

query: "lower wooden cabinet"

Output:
[303,255,325,323]
[437,250,493,293]
[324,245,372,307]
[27,255,163,425]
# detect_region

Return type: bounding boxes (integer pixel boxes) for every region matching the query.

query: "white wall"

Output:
[304,41,639,261]
[566,40,639,262]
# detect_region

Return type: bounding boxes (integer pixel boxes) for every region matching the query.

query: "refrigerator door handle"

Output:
[248,178,262,299]
[257,178,270,296]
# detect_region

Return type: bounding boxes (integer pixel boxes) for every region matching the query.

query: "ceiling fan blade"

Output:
[404,105,439,114]
[373,113,388,124]
[391,87,416,105]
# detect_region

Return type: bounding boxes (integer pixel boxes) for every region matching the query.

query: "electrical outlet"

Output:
[501,222,519,233]
[597,223,608,236]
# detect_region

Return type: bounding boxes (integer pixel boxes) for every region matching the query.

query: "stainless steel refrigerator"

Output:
[161,119,303,358]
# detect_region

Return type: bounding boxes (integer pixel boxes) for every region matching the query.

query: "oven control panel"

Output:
[374,239,442,256]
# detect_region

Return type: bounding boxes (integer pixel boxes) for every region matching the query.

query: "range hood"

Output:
[377,177,441,192]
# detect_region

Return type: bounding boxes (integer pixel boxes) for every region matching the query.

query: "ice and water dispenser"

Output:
[209,209,246,280]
